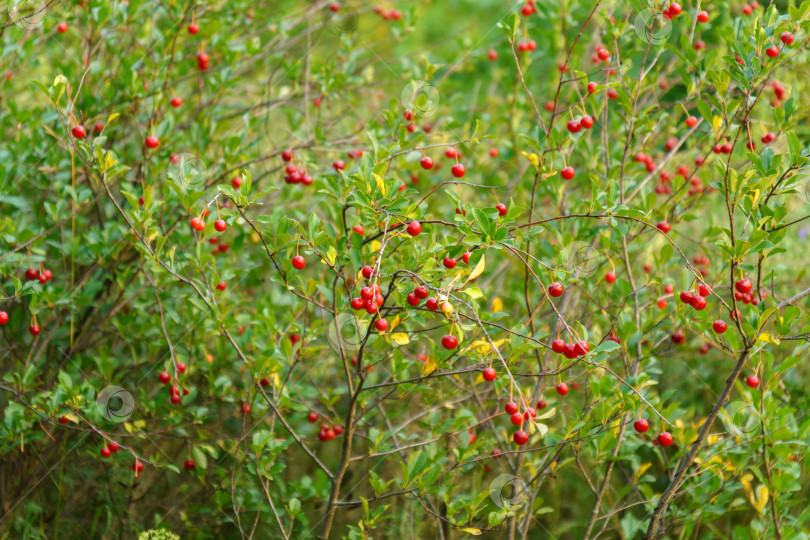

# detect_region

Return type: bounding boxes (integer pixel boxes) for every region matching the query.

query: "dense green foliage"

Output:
[3,0,810,538]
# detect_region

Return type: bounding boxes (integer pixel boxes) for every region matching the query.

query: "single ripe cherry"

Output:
[548,282,564,297]
[605,271,616,284]
[291,255,306,270]
[26,268,39,280]
[657,432,674,447]
[451,164,466,178]
[132,460,144,473]
[781,32,795,45]
[414,285,429,299]
[214,219,227,232]
[561,166,575,180]
[697,10,708,22]
[765,46,779,58]
[0,311,8,325]
[145,135,159,149]
[656,220,671,233]
[566,120,581,133]
[420,157,434,170]
[495,203,508,216]
[188,23,199,34]
[671,329,685,344]
[513,430,529,445]
[71,125,86,139]
[281,149,293,161]
[441,335,458,350]
[108,442,120,452]
[505,401,519,415]
[580,115,594,129]
[692,295,707,310]
[184,459,196,470]
[375,318,389,332]
[551,339,566,353]
[176,362,187,374]
[361,265,373,279]
[426,298,439,310]
[462,252,471,264]
[443,256,457,269]
[158,371,171,383]
[406,221,422,236]
[231,176,243,189]
[713,320,727,334]
[746,375,760,388]
[634,418,649,433]
[667,2,682,17]
[29,324,40,336]
[556,382,569,396]
[101,446,112,458]
[57,22,68,33]
[170,96,183,107]
[735,278,752,294]
[407,292,419,306]
[587,81,596,93]
[536,399,548,409]
[352,225,365,236]
[685,116,698,128]
[482,367,497,381]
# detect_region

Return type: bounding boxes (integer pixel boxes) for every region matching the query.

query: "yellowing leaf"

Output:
[460,286,485,300]
[459,528,482,535]
[466,255,485,283]
[492,297,503,313]
[528,421,548,438]
[390,314,401,331]
[536,406,556,420]
[421,356,438,376]
[712,115,722,134]
[522,151,539,171]
[759,332,780,345]
[373,173,386,197]
[389,333,410,346]
[636,462,652,481]
[106,112,120,127]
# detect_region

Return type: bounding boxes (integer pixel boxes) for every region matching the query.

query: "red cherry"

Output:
[420,157,434,170]
[607,88,618,100]
[352,225,365,236]
[426,298,438,310]
[561,166,575,180]
[713,320,727,334]
[685,116,698,128]
[566,120,581,133]
[513,430,529,445]
[495,203,508,216]
[214,219,227,232]
[241,404,251,415]
[556,382,569,396]
[29,324,40,336]
[292,255,306,269]
[406,221,422,236]
[551,339,566,353]
[657,298,668,309]
[671,329,685,344]
[746,375,760,388]
[170,96,182,107]
[350,297,364,310]
[71,125,86,139]
[490,148,499,157]
[158,371,171,384]
[188,23,199,34]
[281,149,293,161]
[443,256,457,269]
[361,265,374,279]
[0,312,8,325]
[100,446,112,458]
[145,135,159,149]
[441,335,458,350]
[605,271,616,284]
[184,459,196,470]
[333,160,346,171]
[548,282,564,297]
[634,419,649,433]
[132,460,144,473]
[656,220,671,233]
[59,416,69,424]
[25,268,38,280]
[735,278,752,293]
[260,377,270,387]
[482,367,497,381]
[488,49,498,60]
[505,401,519,415]
[536,399,548,409]
[190,217,204,231]
[462,252,471,264]
[414,286,428,299]
[307,412,318,423]
[510,412,524,426]
[580,115,594,129]
[587,81,596,93]
[574,341,589,356]
[667,3,682,17]
[697,10,708,22]
[657,432,674,447]
[765,46,779,58]
[451,164,466,178]
[290,334,300,345]
[679,291,693,304]
[333,425,343,435]
[108,442,120,452]
[170,393,181,404]
[176,362,187,374]
[57,22,68,33]
[692,295,707,310]
[781,32,795,45]
[375,318,389,332]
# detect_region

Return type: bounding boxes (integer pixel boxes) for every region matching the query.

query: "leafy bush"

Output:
[2,0,810,539]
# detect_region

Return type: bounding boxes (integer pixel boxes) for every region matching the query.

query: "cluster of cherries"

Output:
[279,149,314,185]
[308,411,343,441]
[550,338,590,359]
[519,1,537,16]
[733,277,763,306]
[158,363,190,404]
[372,4,403,20]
